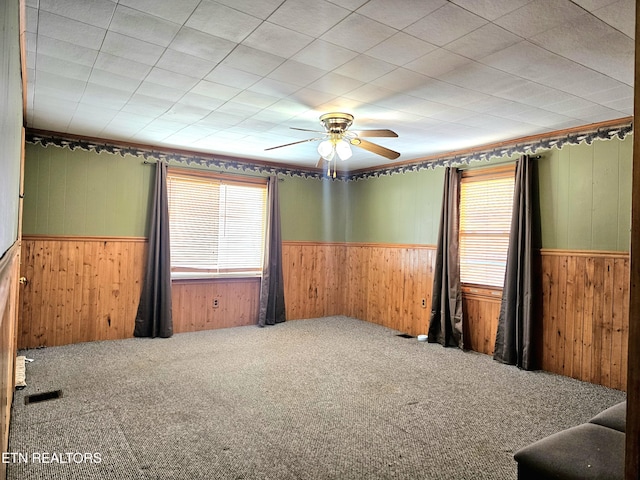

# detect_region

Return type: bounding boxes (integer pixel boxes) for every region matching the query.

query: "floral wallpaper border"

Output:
[27,119,633,182]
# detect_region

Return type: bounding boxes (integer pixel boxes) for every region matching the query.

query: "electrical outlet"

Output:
[213,298,219,308]
[421,298,426,308]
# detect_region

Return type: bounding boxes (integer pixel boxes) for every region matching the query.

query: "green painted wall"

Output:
[23,134,633,251]
[0,0,23,254]
[22,143,347,242]
[537,135,632,251]
[23,143,153,237]
[345,168,445,245]
[279,176,347,242]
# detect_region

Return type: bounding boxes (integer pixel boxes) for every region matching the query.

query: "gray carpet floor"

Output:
[8,316,626,480]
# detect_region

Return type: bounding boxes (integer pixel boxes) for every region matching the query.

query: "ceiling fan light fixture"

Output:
[335,139,352,160]
[318,139,334,160]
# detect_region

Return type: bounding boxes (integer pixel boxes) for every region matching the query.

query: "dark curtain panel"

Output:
[134,161,173,338]
[258,176,286,327]
[494,155,535,369]
[428,167,464,348]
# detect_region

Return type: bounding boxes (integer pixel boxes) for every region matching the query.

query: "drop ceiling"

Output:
[24,0,635,172]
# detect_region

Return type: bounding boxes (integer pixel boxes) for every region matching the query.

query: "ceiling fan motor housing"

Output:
[320,112,354,133]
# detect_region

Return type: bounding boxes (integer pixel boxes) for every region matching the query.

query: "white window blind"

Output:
[459,166,515,288]
[167,172,267,277]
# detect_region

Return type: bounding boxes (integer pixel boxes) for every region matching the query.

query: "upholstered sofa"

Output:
[514,401,626,480]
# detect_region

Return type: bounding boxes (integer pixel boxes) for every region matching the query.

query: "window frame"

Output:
[459,163,516,293]
[166,167,268,281]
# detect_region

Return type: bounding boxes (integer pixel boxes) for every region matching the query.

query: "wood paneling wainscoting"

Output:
[282,242,629,391]
[18,238,630,391]
[172,278,260,333]
[0,242,20,480]
[19,236,147,348]
[19,236,261,349]
[344,244,436,337]
[282,242,348,320]
[540,249,629,391]
[282,242,435,337]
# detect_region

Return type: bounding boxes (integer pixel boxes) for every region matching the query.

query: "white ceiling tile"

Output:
[232,90,280,109]
[89,69,142,93]
[191,80,241,101]
[592,0,635,38]
[198,112,244,129]
[483,41,574,83]
[292,40,359,70]
[25,7,38,32]
[531,13,634,85]
[34,71,87,95]
[411,79,492,107]
[445,24,521,60]
[405,3,487,47]
[37,11,106,49]
[267,60,328,87]
[220,45,286,76]
[34,82,83,102]
[216,101,263,118]
[145,68,199,91]
[321,13,396,53]
[119,0,200,24]
[438,63,526,95]
[343,83,394,104]
[36,53,92,81]
[110,5,180,47]
[204,66,261,89]
[36,36,99,67]
[136,80,185,102]
[81,83,131,109]
[122,93,174,116]
[532,15,634,85]
[71,104,120,123]
[101,31,165,66]
[39,0,116,29]
[366,32,438,66]
[186,1,262,43]
[269,0,351,37]
[161,105,211,123]
[155,49,215,79]
[326,0,368,9]
[333,55,396,82]
[94,52,152,80]
[178,93,226,111]
[571,0,619,11]
[243,22,314,58]
[356,0,446,29]
[169,27,236,63]
[495,0,587,38]
[307,72,364,96]
[287,88,338,108]
[248,78,301,99]
[449,0,532,21]
[214,0,282,19]
[405,49,471,77]
[584,84,633,103]
[106,111,154,129]
[370,68,430,93]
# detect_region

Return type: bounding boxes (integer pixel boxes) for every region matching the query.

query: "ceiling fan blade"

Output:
[265,137,324,151]
[351,129,398,138]
[315,157,324,168]
[350,138,401,160]
[291,127,326,134]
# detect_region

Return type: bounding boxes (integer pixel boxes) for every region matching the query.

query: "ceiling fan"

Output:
[265,112,400,177]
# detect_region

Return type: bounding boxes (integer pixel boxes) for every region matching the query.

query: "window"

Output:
[459,164,515,288]
[167,170,267,278]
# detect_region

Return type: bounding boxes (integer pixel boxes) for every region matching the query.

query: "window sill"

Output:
[171,272,262,283]
[461,284,503,300]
